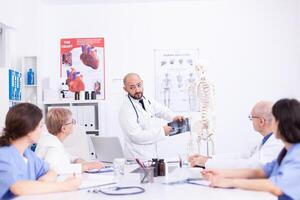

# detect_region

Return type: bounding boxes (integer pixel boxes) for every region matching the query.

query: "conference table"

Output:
[14,164,276,200]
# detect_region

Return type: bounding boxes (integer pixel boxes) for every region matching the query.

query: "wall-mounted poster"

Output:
[60,38,105,99]
[154,49,199,112]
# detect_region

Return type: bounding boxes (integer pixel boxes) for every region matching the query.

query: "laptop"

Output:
[90,136,124,163]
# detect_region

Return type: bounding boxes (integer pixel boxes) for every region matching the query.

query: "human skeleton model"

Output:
[162,73,172,108]
[188,64,216,157]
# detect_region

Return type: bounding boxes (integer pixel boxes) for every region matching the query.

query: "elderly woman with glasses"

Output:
[202,98,300,200]
[36,108,104,175]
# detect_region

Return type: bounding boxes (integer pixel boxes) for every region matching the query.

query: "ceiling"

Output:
[41,0,202,5]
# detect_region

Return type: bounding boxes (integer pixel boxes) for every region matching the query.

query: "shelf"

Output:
[9,99,22,102]
[43,99,100,105]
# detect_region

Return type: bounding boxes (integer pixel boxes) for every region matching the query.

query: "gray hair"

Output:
[253,101,274,124]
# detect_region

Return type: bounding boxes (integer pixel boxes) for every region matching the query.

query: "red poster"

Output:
[60,38,105,99]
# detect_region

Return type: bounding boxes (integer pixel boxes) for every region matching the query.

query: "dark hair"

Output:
[0,103,43,146]
[277,148,287,166]
[272,98,300,143]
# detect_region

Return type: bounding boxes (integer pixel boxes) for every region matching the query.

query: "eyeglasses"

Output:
[128,82,143,91]
[64,119,76,125]
[248,115,260,121]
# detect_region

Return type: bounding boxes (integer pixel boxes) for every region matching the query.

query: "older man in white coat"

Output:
[119,73,184,159]
[189,101,283,169]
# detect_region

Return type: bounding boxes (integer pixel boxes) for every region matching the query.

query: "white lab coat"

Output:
[205,133,283,169]
[35,132,82,174]
[119,95,175,159]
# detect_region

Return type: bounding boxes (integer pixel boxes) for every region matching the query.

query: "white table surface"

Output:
[14,164,277,200]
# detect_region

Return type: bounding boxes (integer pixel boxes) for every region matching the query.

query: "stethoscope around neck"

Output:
[128,94,151,123]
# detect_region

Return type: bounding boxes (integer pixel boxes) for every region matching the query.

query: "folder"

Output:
[84,105,95,131]
[76,106,85,128]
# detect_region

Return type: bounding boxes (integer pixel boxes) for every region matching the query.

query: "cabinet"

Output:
[43,100,101,135]
[22,56,37,104]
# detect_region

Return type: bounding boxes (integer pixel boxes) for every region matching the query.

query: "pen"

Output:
[135,159,145,168]
[179,156,182,168]
[194,165,205,169]
[136,159,149,183]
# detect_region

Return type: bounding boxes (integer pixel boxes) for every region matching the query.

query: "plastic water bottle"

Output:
[27,68,34,85]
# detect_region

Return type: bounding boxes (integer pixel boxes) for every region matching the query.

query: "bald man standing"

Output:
[189,101,283,169]
[119,73,185,159]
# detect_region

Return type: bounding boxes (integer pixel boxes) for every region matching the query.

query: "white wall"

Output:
[0,0,42,66]
[0,0,42,130]
[38,0,300,155]
[0,0,20,67]
[0,1,20,28]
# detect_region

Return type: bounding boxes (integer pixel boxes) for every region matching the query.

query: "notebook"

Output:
[57,173,116,190]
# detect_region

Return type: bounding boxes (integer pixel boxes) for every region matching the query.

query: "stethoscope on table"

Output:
[88,186,145,195]
[87,178,207,195]
[128,94,151,123]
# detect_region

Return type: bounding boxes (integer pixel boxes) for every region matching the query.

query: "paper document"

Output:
[79,174,116,189]
[164,167,204,183]
[85,167,114,173]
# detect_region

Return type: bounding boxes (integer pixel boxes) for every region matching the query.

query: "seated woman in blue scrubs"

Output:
[0,103,81,199]
[202,98,300,200]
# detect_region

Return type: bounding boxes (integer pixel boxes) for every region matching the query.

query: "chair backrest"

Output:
[90,136,124,163]
[63,125,91,161]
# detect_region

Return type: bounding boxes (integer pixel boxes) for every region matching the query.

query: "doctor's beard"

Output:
[129,92,143,100]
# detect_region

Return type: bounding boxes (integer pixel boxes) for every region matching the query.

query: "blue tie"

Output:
[261,133,273,146]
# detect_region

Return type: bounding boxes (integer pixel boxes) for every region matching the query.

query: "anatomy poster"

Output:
[60,38,105,99]
[154,49,199,112]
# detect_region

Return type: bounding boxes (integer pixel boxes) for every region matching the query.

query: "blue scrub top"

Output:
[263,143,300,200]
[0,145,49,199]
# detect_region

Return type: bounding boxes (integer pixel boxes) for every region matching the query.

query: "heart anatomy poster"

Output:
[60,38,105,99]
